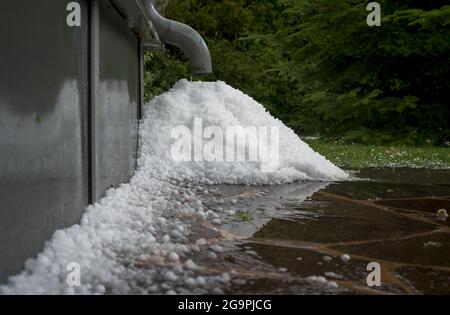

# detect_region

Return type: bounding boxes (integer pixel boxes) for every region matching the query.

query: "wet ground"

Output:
[176,168,450,294]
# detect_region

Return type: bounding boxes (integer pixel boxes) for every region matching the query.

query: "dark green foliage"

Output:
[277,0,450,145]
[164,0,284,110]
[143,52,189,102]
[144,0,450,145]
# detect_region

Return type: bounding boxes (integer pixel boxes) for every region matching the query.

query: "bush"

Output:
[277,0,450,145]
[144,52,189,102]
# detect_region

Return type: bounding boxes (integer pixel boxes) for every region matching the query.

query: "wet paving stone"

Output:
[326,168,450,200]
[332,232,450,268]
[394,266,450,294]
[193,168,450,294]
[35,168,447,294]
[375,197,450,215]
[238,242,368,282]
[375,198,450,214]
[251,195,435,244]
[374,198,450,227]
[356,168,450,186]
[228,277,350,295]
[324,181,450,200]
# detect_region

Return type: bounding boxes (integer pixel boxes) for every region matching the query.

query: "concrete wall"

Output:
[0,0,142,282]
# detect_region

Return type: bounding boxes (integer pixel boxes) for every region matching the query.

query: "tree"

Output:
[276,0,450,144]
[145,0,450,145]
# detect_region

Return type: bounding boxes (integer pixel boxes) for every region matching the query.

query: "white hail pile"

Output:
[0,80,347,294]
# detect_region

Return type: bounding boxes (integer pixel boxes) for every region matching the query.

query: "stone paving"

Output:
[192,168,450,294]
[129,168,450,294]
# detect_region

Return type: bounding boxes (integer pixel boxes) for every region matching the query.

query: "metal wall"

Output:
[0,0,89,282]
[92,0,141,201]
[0,0,142,283]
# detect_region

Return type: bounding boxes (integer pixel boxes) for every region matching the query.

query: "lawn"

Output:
[305,139,450,169]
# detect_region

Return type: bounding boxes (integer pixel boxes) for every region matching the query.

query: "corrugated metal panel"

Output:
[92,0,140,201]
[0,0,145,283]
[0,0,89,282]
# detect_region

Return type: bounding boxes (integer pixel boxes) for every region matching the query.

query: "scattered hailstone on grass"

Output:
[95,284,106,294]
[340,254,351,262]
[324,272,343,280]
[185,277,196,287]
[423,241,442,248]
[184,259,198,270]
[213,288,224,295]
[211,245,224,253]
[164,271,178,282]
[195,238,207,246]
[162,235,171,243]
[307,276,338,290]
[208,252,218,259]
[168,252,179,262]
[327,281,339,289]
[220,273,231,283]
[226,210,236,216]
[148,285,159,292]
[196,210,207,219]
[307,276,328,284]
[436,209,448,221]
[196,277,206,286]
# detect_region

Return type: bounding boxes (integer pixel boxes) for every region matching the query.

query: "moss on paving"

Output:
[236,211,253,222]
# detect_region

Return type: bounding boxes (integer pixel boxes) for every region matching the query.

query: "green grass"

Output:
[235,211,253,222]
[305,139,450,169]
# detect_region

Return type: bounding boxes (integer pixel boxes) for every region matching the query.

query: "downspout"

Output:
[143,0,212,75]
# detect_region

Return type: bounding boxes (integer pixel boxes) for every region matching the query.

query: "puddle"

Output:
[192,168,450,294]
[356,168,450,186]
[94,168,450,294]
[251,196,434,244]
[332,232,450,267]
[375,198,450,213]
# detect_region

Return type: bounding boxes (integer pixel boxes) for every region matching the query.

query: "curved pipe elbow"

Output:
[145,0,212,75]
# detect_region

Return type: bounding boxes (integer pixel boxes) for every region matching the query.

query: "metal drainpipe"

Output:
[144,0,212,75]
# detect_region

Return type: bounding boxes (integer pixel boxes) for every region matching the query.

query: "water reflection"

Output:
[211,168,450,294]
[216,182,329,238]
